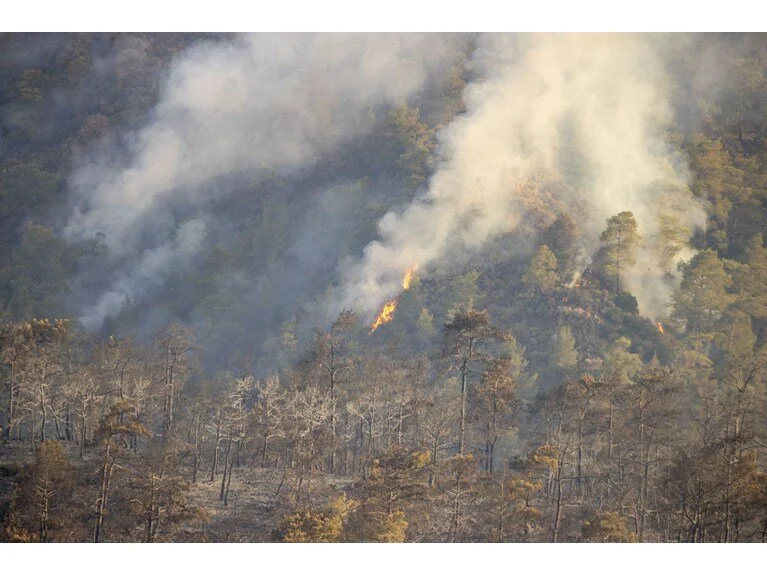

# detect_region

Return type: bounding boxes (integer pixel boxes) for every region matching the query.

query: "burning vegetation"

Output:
[2,33,767,545]
[370,263,419,333]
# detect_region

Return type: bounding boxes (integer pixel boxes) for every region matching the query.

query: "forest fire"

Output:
[657,322,664,334]
[402,263,419,290]
[370,300,398,332]
[370,264,419,333]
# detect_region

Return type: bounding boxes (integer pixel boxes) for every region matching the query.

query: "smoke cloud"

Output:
[339,34,706,320]
[64,33,460,329]
[63,33,712,339]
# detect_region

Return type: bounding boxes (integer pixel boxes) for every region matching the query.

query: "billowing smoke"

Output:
[63,33,460,329]
[339,34,706,320]
[63,33,710,337]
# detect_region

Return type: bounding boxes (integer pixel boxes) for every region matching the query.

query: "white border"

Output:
[2,1,765,32]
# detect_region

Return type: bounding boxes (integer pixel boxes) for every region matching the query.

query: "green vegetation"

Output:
[1,33,767,542]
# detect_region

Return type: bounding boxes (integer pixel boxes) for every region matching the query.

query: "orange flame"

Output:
[657,322,664,334]
[370,264,419,333]
[371,300,398,333]
[402,263,419,290]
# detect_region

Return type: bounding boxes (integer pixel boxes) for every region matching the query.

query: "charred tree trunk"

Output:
[192,413,202,483]
[551,454,566,543]
[220,436,233,502]
[210,413,221,482]
[39,483,50,543]
[65,405,73,441]
[607,389,614,503]
[224,446,236,506]
[450,495,461,543]
[79,416,86,459]
[94,440,114,543]
[261,400,270,468]
[164,346,174,436]
[145,475,157,543]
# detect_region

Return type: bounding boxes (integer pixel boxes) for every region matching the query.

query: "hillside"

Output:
[2,33,767,543]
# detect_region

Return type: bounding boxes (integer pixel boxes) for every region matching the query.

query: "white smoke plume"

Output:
[78,219,206,329]
[64,33,460,329]
[339,34,706,321]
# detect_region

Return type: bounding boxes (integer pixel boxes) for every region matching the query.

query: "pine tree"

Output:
[6,440,74,542]
[673,249,735,334]
[522,245,560,293]
[596,211,640,294]
[442,310,507,454]
[551,326,578,373]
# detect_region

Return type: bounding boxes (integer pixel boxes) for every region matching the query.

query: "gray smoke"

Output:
[64,33,460,329]
[339,34,706,321]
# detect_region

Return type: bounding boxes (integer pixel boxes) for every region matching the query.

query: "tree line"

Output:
[2,256,767,542]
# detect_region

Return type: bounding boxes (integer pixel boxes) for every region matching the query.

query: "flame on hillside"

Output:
[371,300,398,332]
[402,263,419,290]
[370,263,419,333]
[657,322,664,334]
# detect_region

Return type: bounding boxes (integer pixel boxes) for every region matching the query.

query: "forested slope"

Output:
[2,33,767,542]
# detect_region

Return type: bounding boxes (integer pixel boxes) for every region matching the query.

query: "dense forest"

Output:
[2,32,767,543]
